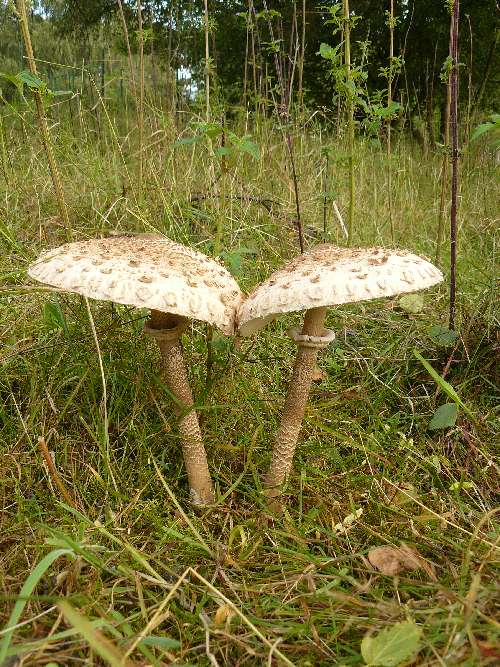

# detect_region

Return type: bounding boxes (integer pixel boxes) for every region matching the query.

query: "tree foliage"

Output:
[1,1,498,122]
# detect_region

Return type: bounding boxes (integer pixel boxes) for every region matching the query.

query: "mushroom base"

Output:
[145,310,215,506]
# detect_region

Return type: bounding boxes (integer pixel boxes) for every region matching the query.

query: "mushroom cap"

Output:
[237,244,443,336]
[29,236,244,335]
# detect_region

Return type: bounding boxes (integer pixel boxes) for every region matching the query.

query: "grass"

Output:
[0,96,499,666]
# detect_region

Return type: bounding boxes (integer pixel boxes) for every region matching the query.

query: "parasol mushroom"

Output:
[29,235,243,506]
[237,244,443,503]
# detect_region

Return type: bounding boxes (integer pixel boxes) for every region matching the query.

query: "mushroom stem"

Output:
[146,310,215,506]
[263,306,330,500]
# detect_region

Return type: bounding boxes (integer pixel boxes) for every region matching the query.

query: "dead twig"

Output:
[38,436,77,509]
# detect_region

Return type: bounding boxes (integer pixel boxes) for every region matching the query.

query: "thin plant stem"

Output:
[136,0,145,202]
[84,297,118,495]
[449,0,460,330]
[116,0,137,101]
[262,0,304,253]
[0,109,10,184]
[343,0,354,245]
[465,14,473,146]
[298,0,306,110]
[285,130,305,253]
[38,436,77,509]
[243,9,249,106]
[387,0,395,244]
[204,0,210,122]
[15,0,72,240]
[323,150,329,242]
[436,16,453,265]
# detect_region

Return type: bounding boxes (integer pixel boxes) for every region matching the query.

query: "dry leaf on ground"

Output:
[367,544,436,580]
[214,603,234,627]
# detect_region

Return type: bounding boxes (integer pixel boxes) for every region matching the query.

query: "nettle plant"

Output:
[174,121,260,168]
[319,5,403,140]
[319,5,366,116]
[0,69,71,104]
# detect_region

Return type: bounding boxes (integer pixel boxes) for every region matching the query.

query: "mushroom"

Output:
[237,244,443,503]
[28,235,243,506]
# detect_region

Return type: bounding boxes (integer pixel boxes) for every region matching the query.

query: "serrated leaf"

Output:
[427,324,458,347]
[399,293,424,314]
[319,42,339,61]
[237,138,260,160]
[429,402,458,430]
[18,70,46,90]
[361,621,422,666]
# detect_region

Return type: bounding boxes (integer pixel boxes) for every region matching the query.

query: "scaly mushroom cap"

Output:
[237,244,443,336]
[29,236,243,335]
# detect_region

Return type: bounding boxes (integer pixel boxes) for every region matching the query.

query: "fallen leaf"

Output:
[332,508,363,534]
[367,544,436,580]
[399,293,424,314]
[429,402,458,430]
[478,640,500,661]
[361,621,422,666]
[214,604,234,627]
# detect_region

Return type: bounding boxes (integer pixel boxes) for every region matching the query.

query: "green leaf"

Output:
[399,294,424,314]
[361,621,422,666]
[470,114,500,144]
[17,70,46,91]
[138,637,181,649]
[215,146,230,157]
[0,71,25,95]
[449,480,474,491]
[470,122,494,142]
[197,121,224,139]
[425,455,442,472]
[236,138,260,160]
[427,325,458,347]
[429,403,458,430]
[220,247,255,276]
[172,136,201,148]
[0,548,74,664]
[43,301,68,333]
[413,349,473,417]
[319,42,340,61]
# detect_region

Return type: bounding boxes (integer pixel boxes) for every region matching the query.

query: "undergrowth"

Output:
[0,105,499,666]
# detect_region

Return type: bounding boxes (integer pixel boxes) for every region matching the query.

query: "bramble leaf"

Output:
[429,403,458,430]
[361,621,422,666]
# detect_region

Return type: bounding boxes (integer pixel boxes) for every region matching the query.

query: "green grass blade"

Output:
[0,548,73,664]
[57,600,137,667]
[413,349,474,416]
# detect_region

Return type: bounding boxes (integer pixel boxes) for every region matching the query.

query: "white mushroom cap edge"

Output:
[237,244,443,336]
[28,237,244,336]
